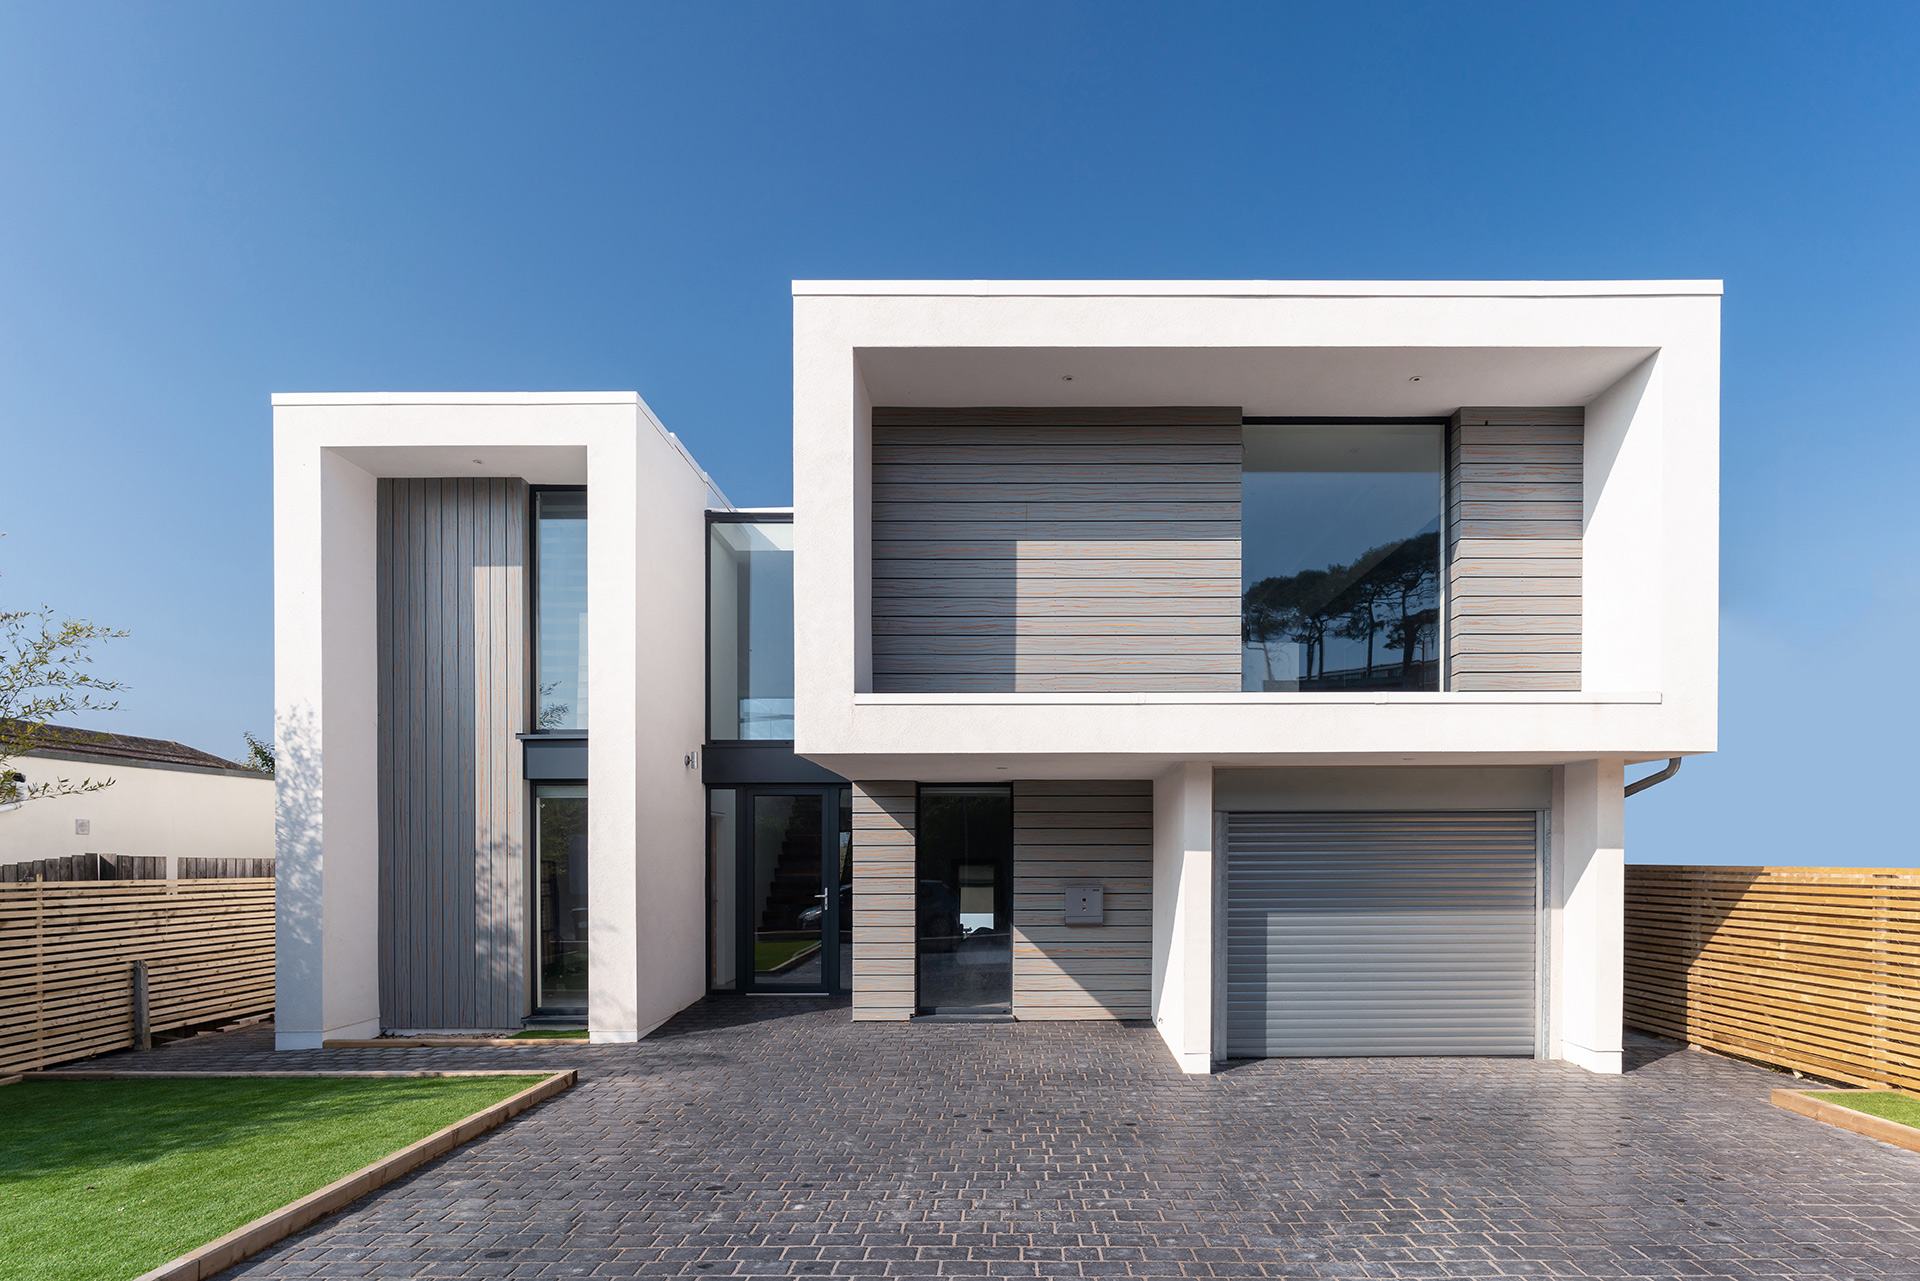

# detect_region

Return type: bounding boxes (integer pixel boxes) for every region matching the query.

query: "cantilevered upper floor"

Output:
[789,280,1721,778]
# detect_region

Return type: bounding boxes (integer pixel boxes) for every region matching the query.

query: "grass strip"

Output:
[754,939,819,971]
[0,1075,539,1281]
[508,1028,587,1039]
[1819,1091,1920,1129]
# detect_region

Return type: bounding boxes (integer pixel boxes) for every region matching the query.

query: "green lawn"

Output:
[508,1027,587,1039]
[0,1075,546,1281]
[754,939,820,972]
[1819,1090,1920,1129]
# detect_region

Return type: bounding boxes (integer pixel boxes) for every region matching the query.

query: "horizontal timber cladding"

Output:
[870,407,1243,693]
[1011,780,1152,1020]
[377,478,529,1030]
[1624,865,1920,1092]
[1447,408,1585,691]
[850,782,916,1020]
[0,879,274,1075]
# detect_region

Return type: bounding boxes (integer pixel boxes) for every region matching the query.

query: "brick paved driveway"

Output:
[86,999,1920,1278]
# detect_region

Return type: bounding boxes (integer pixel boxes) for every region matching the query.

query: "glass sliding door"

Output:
[707,784,850,994]
[534,785,588,1011]
[915,785,1013,1015]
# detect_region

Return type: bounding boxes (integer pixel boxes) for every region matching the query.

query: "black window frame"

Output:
[528,484,589,737]
[1238,417,1451,693]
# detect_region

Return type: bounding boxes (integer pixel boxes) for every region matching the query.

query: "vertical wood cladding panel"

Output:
[870,407,1242,692]
[1447,408,1584,691]
[850,781,916,1020]
[377,477,528,1030]
[1012,780,1153,1020]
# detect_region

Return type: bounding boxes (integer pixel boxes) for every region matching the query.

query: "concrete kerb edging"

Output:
[1772,1088,1920,1155]
[18,1068,577,1281]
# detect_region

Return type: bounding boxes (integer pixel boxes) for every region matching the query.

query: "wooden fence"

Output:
[0,853,166,882]
[1625,865,1920,1091]
[179,857,275,879]
[0,878,274,1075]
[0,855,273,882]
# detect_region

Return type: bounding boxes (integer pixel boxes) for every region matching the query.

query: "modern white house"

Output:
[273,280,1719,1076]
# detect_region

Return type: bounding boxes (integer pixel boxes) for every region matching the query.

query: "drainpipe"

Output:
[1624,757,1682,797]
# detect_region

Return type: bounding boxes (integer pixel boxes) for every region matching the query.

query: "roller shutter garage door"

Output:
[1225,811,1540,1057]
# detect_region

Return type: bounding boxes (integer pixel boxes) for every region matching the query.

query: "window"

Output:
[1241,423,1443,692]
[534,784,588,1011]
[708,518,795,740]
[533,489,588,731]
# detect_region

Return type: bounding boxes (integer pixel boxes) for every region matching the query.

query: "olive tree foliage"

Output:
[0,563,129,804]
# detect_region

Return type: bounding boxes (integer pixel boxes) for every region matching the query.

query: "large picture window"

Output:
[1241,423,1444,692]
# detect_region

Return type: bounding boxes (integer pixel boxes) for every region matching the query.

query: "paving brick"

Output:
[71,1001,1920,1279]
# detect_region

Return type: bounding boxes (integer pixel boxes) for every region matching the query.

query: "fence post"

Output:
[132,959,150,1051]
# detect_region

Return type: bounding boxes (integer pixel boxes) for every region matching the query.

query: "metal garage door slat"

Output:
[1225,810,1539,1058]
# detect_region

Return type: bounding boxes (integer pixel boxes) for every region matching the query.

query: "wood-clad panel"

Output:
[851,782,916,1021]
[870,408,1242,693]
[1624,866,1920,1092]
[0,880,274,1075]
[1446,408,1583,691]
[1011,780,1152,1020]
[377,478,528,1031]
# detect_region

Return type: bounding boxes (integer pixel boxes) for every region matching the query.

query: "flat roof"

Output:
[793,279,1724,298]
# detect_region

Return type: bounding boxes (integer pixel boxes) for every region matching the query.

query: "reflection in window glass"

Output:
[752,793,824,987]
[709,520,795,740]
[535,490,588,730]
[915,786,1012,1015]
[1241,425,1443,692]
[535,785,588,1011]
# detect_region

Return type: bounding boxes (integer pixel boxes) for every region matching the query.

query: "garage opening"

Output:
[1223,811,1542,1057]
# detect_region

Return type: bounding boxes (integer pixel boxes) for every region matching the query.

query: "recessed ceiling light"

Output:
[472,458,483,464]
[1061,375,1074,381]
[1407,375,1422,382]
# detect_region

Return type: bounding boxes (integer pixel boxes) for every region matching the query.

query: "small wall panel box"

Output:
[74,819,89,835]
[1063,883,1104,925]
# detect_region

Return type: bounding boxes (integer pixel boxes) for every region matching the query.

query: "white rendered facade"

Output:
[791,281,1720,1074]
[271,394,723,1048]
[273,281,1719,1074]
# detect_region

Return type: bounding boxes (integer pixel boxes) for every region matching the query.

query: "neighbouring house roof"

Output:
[1,721,257,774]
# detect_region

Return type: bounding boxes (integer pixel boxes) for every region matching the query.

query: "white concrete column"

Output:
[1151,761,1214,1074]
[273,443,380,1049]
[1554,758,1626,1074]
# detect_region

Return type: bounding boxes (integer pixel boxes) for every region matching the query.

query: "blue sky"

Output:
[2,2,1915,864]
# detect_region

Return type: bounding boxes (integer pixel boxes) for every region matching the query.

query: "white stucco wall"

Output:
[271,393,720,1048]
[1150,761,1214,1074]
[0,756,272,866]
[792,281,1721,777]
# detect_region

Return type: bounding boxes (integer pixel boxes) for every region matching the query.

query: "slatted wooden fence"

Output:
[0,852,166,882]
[0,878,274,1075]
[179,857,275,879]
[1625,865,1920,1090]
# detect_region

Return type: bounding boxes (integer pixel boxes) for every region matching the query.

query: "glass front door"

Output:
[710,785,850,993]
[916,786,1013,1014]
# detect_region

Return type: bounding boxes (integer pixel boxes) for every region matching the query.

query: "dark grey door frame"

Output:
[731,783,848,995]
